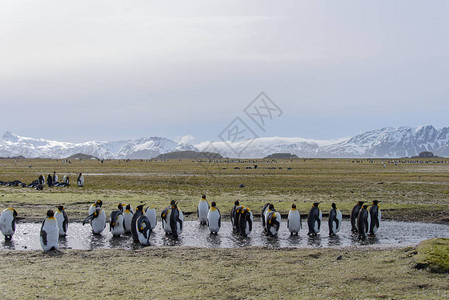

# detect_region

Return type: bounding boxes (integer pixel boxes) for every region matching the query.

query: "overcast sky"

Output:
[0,0,448,143]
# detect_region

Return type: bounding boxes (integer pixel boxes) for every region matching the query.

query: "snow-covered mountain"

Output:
[0,131,197,159]
[1,125,449,159]
[197,125,449,158]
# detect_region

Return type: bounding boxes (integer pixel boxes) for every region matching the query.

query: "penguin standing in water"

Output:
[307,202,322,236]
[122,204,134,234]
[131,204,145,242]
[53,172,59,184]
[47,174,53,187]
[145,205,157,230]
[136,215,151,246]
[266,209,281,236]
[197,194,209,225]
[328,203,342,236]
[40,210,59,251]
[83,204,106,234]
[230,200,240,232]
[357,205,371,239]
[161,201,183,237]
[369,201,381,236]
[261,203,271,233]
[287,204,301,235]
[55,205,68,236]
[109,210,124,237]
[233,203,244,233]
[0,207,18,240]
[77,173,84,187]
[207,201,221,234]
[238,207,253,236]
[350,201,364,232]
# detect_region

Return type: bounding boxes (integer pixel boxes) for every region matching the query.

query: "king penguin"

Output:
[161,201,184,237]
[266,209,281,236]
[350,201,364,232]
[357,205,371,239]
[197,194,209,225]
[54,205,69,236]
[287,204,301,235]
[207,201,221,234]
[231,200,240,232]
[131,204,145,242]
[77,173,84,187]
[109,210,124,237]
[233,203,244,233]
[369,200,381,236]
[40,210,59,251]
[83,204,106,234]
[0,207,18,240]
[261,203,271,233]
[307,202,322,236]
[328,203,342,236]
[145,205,157,230]
[122,204,134,234]
[136,215,152,246]
[238,207,253,236]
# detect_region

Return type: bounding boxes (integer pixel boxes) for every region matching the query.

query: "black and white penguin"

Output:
[350,201,364,232]
[369,201,381,236]
[207,201,221,234]
[328,203,342,236]
[83,205,106,235]
[47,174,53,187]
[357,205,371,239]
[131,204,145,242]
[261,203,271,232]
[161,201,184,237]
[230,200,240,232]
[55,205,68,236]
[238,207,253,236]
[266,210,281,236]
[89,200,103,216]
[40,210,59,251]
[122,204,134,234]
[109,210,124,237]
[307,202,322,236]
[77,173,84,187]
[287,204,301,235]
[38,174,45,185]
[144,205,157,230]
[233,204,244,233]
[197,194,209,225]
[136,215,152,246]
[0,207,18,240]
[53,171,59,183]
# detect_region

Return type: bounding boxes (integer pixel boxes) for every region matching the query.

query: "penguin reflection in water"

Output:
[307,202,322,237]
[207,201,221,234]
[40,210,59,252]
[0,207,18,240]
[328,203,342,236]
[83,203,106,235]
[161,201,184,238]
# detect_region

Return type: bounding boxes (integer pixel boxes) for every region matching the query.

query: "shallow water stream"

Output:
[2,221,448,251]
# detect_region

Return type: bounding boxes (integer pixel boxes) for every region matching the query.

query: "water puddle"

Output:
[1,221,448,251]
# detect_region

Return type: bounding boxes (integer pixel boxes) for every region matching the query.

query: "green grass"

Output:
[414,238,449,273]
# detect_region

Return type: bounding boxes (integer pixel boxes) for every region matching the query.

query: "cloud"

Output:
[175,135,195,144]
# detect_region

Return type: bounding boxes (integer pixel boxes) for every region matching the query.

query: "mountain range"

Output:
[1,125,448,159]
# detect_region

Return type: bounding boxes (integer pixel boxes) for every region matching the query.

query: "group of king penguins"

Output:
[0,197,382,252]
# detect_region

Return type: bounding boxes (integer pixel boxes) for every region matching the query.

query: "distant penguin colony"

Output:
[0,200,382,251]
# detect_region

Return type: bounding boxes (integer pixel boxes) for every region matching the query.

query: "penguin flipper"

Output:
[12,219,15,232]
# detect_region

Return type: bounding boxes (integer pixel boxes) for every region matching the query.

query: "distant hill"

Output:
[264,153,299,159]
[154,151,223,160]
[0,155,26,159]
[66,153,98,160]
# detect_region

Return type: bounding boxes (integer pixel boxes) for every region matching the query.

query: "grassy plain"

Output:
[0,158,448,299]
